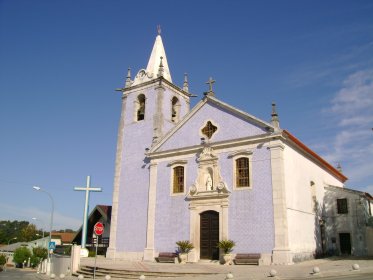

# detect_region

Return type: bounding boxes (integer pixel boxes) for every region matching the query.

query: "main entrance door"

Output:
[200,211,219,260]
[339,233,351,255]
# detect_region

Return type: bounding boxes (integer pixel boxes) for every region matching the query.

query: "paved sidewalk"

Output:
[31,257,373,279]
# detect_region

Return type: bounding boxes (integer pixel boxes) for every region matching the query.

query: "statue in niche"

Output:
[206,173,213,191]
[186,144,231,199]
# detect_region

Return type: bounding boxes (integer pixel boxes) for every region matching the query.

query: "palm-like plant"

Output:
[217,239,236,254]
[176,240,194,253]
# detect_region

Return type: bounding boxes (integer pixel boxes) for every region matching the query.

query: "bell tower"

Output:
[107,30,191,259]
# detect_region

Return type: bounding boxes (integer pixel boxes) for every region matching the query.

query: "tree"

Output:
[13,247,31,265]
[0,254,6,266]
[0,220,45,244]
[20,224,38,242]
[32,246,47,260]
[0,220,30,244]
[0,254,6,272]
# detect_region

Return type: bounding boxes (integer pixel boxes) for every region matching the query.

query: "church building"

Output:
[106,30,348,264]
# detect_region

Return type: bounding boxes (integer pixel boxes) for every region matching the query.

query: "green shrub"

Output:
[0,254,6,266]
[30,255,40,268]
[32,246,47,260]
[217,239,236,254]
[13,247,31,265]
[176,240,194,253]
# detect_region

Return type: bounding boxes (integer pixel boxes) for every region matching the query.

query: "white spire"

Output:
[133,32,172,86]
[146,34,172,82]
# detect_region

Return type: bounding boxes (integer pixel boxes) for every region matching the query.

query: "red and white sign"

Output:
[94,222,104,236]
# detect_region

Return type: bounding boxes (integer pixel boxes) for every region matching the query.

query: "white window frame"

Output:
[168,160,187,196]
[199,119,219,141]
[229,150,253,190]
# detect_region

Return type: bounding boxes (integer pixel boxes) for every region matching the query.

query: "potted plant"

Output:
[176,240,194,264]
[217,239,236,265]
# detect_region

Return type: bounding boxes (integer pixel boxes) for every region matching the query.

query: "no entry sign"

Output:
[94,222,104,236]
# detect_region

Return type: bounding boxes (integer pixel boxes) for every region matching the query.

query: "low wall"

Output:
[51,255,71,276]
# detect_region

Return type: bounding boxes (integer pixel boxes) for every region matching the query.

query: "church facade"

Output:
[107,32,347,264]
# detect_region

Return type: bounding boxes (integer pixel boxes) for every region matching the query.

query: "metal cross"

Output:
[74,176,102,249]
[206,77,215,92]
[157,25,161,35]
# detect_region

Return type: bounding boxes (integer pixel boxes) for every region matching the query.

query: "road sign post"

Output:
[93,222,104,279]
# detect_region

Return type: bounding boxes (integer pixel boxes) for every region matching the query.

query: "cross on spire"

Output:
[74,176,102,250]
[157,25,161,35]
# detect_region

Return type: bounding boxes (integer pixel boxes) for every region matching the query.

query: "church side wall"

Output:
[283,143,343,262]
[220,146,275,254]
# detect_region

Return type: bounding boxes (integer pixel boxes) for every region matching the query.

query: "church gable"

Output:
[153,96,273,153]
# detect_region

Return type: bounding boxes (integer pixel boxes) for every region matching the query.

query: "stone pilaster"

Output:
[152,82,165,143]
[107,94,127,259]
[268,141,292,264]
[143,161,158,261]
[221,203,229,240]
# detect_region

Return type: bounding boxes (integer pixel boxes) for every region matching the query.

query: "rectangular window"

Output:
[337,198,348,214]
[236,157,249,187]
[173,166,184,193]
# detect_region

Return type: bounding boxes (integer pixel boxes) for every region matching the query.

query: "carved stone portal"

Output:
[187,144,230,199]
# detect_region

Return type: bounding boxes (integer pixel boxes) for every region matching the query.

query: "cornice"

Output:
[148,133,275,160]
[119,77,193,98]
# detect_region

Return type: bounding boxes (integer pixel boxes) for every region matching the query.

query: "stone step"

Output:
[74,265,216,279]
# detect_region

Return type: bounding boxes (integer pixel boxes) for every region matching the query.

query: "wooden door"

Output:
[339,233,351,255]
[200,211,219,260]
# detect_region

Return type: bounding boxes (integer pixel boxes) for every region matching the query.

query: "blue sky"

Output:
[0,0,372,230]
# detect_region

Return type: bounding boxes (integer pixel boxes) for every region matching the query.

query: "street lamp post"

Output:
[32,186,54,275]
[32,217,45,238]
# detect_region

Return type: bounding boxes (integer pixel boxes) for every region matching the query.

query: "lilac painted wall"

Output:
[152,99,275,254]
[159,101,267,152]
[153,147,274,254]
[115,89,155,252]
[220,147,275,253]
[115,84,190,253]
[154,160,197,252]
[162,87,189,133]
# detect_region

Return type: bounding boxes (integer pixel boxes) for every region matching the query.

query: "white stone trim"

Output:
[143,162,158,261]
[229,149,254,190]
[107,95,127,259]
[199,119,219,141]
[150,134,276,160]
[169,160,187,196]
[268,140,293,264]
[188,200,229,262]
